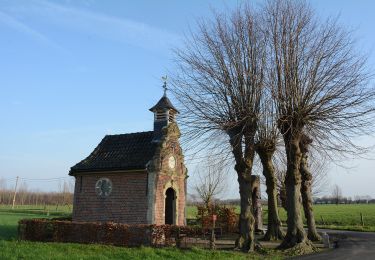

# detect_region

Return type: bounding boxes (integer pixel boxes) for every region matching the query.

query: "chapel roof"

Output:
[149,95,179,113]
[69,131,156,174]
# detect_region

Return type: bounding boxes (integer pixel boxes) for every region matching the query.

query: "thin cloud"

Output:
[6,0,182,52]
[0,10,69,54]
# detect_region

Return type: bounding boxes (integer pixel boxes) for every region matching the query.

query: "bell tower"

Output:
[149,78,179,141]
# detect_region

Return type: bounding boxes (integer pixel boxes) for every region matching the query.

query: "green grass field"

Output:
[0,205,72,240]
[0,240,284,260]
[0,205,285,260]
[0,204,373,259]
[188,204,375,232]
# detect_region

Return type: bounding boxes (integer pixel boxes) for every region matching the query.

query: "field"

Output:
[188,204,375,232]
[279,204,375,232]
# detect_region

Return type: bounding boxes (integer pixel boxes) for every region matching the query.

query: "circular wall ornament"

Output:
[168,156,176,169]
[95,178,112,197]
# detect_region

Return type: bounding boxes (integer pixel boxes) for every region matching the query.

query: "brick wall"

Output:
[153,140,186,226]
[153,175,186,226]
[72,171,148,224]
[72,123,187,226]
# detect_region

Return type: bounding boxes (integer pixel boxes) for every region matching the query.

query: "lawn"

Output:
[0,206,287,260]
[1,203,373,259]
[0,240,285,260]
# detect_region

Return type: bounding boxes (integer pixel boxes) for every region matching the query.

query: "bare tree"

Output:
[275,140,329,241]
[255,95,284,241]
[263,0,374,249]
[299,134,321,241]
[172,5,266,252]
[0,178,6,189]
[308,156,330,197]
[331,184,342,205]
[275,149,329,205]
[0,178,6,204]
[192,159,227,208]
[18,181,28,206]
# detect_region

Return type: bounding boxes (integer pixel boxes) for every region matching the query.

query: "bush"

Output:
[196,204,238,233]
[18,219,203,247]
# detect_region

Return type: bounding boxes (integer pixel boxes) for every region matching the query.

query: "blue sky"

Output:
[0,0,375,198]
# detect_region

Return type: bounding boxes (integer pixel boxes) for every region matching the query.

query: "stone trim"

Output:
[162,180,179,225]
[146,167,156,224]
[71,169,146,176]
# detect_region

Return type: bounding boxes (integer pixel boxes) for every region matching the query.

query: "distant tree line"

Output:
[187,196,375,206]
[0,179,73,207]
[314,195,374,205]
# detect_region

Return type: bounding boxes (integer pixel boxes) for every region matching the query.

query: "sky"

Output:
[0,0,375,198]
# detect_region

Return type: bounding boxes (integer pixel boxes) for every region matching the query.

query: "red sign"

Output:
[212,215,217,221]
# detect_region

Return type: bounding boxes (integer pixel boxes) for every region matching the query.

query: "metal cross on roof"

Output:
[162,75,168,96]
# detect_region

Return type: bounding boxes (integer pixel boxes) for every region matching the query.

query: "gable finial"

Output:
[162,75,168,97]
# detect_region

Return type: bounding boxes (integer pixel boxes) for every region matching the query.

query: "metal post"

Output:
[12,176,19,210]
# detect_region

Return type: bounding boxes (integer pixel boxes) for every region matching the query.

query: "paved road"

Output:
[295,229,375,260]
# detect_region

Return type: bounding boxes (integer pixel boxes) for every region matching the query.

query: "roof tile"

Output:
[70,131,156,174]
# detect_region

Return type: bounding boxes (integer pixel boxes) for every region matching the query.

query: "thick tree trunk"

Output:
[235,173,256,252]
[256,147,284,241]
[300,136,321,241]
[229,130,257,252]
[279,135,310,250]
[279,181,287,211]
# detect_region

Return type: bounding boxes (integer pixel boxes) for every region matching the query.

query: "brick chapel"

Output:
[69,90,187,225]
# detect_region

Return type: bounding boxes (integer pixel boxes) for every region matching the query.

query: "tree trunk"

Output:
[279,181,287,211]
[228,129,257,252]
[300,136,321,241]
[279,134,310,250]
[256,147,284,241]
[235,172,256,252]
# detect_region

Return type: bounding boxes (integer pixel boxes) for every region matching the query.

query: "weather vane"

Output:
[162,75,168,96]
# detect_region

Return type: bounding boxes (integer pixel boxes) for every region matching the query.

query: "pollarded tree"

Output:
[275,147,329,208]
[263,0,374,249]
[255,95,284,241]
[299,134,321,241]
[172,6,266,252]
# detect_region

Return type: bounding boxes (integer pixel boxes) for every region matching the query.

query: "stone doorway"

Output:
[165,187,176,224]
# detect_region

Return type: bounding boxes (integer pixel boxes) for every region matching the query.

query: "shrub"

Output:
[18,219,203,247]
[196,204,238,233]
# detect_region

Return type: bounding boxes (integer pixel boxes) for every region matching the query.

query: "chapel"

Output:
[69,88,187,225]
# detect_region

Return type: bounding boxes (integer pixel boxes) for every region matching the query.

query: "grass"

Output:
[0,203,373,259]
[0,240,287,260]
[0,204,72,214]
[189,204,375,232]
[277,204,375,232]
[0,205,287,260]
[0,205,71,240]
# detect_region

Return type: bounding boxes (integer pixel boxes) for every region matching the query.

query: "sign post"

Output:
[210,214,217,250]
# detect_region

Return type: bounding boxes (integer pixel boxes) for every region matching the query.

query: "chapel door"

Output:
[165,188,175,224]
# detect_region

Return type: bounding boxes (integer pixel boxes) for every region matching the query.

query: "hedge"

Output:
[18,219,203,247]
[196,205,238,233]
